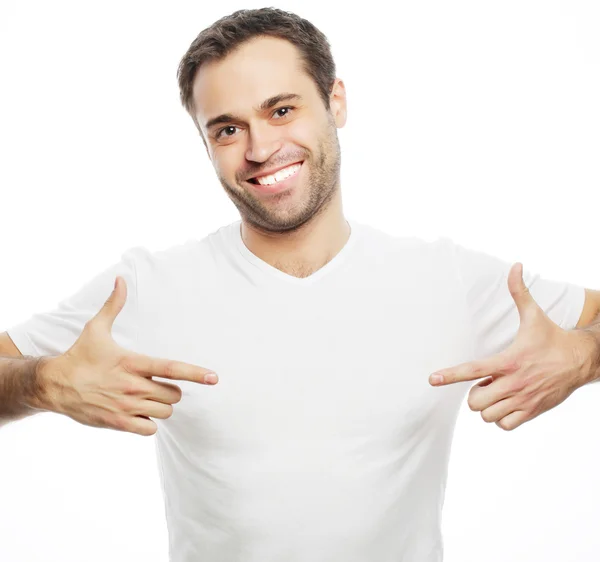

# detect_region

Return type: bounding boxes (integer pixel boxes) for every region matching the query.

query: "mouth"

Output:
[246,160,304,195]
[247,160,303,184]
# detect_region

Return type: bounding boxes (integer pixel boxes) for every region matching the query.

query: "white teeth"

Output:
[255,163,301,186]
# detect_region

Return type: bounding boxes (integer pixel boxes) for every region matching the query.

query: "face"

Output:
[191,35,347,234]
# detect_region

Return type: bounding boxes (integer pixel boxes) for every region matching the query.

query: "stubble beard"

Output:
[217,120,342,235]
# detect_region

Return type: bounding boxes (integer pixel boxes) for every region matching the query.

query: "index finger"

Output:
[429,363,487,386]
[128,354,219,384]
[429,353,517,386]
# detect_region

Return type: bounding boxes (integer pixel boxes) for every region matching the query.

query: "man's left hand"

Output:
[428,262,593,431]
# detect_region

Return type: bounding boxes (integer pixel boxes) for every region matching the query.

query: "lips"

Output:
[247,161,303,195]
[247,160,304,183]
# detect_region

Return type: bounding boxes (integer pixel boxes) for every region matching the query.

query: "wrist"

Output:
[575,326,600,386]
[29,356,61,413]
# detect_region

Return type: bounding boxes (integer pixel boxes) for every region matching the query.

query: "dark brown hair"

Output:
[176,7,337,131]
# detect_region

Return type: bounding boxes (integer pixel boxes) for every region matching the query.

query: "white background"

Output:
[1,1,599,560]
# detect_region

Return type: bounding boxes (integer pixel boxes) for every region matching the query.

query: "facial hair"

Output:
[215,114,342,235]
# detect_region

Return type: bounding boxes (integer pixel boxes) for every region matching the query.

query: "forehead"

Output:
[192,36,310,125]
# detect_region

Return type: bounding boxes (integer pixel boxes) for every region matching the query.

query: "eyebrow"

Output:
[204,93,303,132]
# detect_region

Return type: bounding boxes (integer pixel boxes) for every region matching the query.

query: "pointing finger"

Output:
[128,354,219,385]
[430,353,518,386]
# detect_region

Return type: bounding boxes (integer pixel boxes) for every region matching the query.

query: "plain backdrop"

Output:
[1,1,599,560]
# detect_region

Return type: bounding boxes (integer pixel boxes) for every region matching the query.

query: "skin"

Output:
[185,36,600,434]
[191,35,350,278]
[429,263,600,431]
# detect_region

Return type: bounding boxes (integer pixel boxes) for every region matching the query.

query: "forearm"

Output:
[0,354,52,427]
[576,313,600,385]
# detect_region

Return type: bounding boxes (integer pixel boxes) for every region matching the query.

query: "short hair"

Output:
[177,7,337,130]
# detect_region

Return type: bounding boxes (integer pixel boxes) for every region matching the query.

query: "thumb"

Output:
[93,276,128,330]
[508,262,539,321]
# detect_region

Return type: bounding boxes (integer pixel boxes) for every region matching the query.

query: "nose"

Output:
[245,121,283,163]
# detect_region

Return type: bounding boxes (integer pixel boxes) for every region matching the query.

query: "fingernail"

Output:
[206,373,219,384]
[430,374,444,385]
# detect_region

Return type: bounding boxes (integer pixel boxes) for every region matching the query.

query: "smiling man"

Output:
[180,28,349,280]
[2,6,600,562]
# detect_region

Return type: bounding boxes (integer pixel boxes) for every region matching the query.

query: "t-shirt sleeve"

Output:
[6,247,146,358]
[448,238,586,361]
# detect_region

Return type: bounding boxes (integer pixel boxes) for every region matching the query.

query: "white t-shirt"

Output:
[7,219,585,562]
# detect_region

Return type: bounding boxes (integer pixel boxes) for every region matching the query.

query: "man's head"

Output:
[177,8,347,234]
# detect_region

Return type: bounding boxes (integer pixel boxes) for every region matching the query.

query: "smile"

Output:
[250,162,302,186]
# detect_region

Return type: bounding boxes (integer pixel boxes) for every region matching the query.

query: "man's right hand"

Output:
[35,276,218,436]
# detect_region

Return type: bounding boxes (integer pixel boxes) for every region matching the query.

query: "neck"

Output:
[239,198,350,278]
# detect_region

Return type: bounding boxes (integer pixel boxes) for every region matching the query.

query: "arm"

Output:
[0,353,54,427]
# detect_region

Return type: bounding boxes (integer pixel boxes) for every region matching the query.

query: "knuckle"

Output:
[164,361,177,378]
[508,379,524,395]
[527,392,541,409]
[507,357,522,374]
[120,357,138,376]
[156,404,174,419]
[531,397,545,416]
[138,420,158,436]
[157,381,182,401]
[481,410,493,423]
[93,411,113,428]
[499,355,521,375]
[466,395,478,411]
[121,378,140,396]
[119,396,138,413]
[172,386,183,403]
[88,412,106,427]
[111,415,129,431]
[511,395,525,411]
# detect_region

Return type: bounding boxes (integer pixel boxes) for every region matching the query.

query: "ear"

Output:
[329,78,347,128]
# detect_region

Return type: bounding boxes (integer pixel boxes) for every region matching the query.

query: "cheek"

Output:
[282,118,311,143]
[213,147,245,179]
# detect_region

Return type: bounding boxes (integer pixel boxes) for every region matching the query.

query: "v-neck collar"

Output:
[230,218,360,286]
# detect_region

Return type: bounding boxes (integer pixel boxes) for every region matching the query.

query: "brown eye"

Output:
[273,106,294,119]
[216,126,239,140]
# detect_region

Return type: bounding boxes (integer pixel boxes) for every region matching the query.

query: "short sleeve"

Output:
[449,238,586,361]
[6,246,146,358]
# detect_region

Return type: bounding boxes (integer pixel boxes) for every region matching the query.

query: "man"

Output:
[1,7,600,562]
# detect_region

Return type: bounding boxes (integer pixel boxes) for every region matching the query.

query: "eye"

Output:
[215,106,295,140]
[273,106,295,119]
[215,125,239,140]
